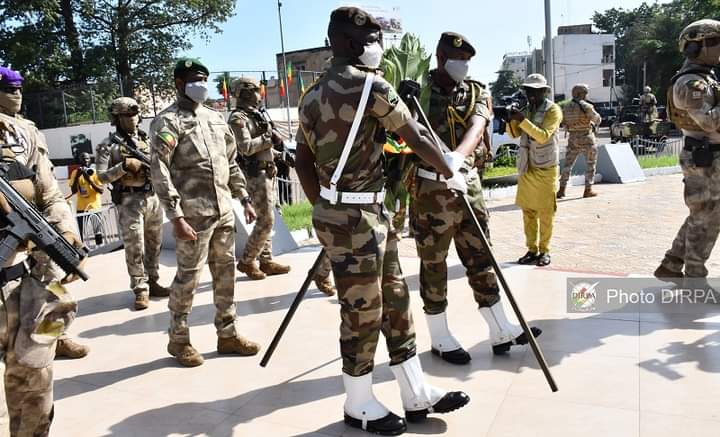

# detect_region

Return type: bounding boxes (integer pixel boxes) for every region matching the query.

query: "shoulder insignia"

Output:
[387,87,400,105]
[688,79,707,92]
[157,130,177,149]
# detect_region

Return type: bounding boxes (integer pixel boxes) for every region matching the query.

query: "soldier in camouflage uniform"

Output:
[410,33,542,365]
[0,67,89,361]
[96,97,171,311]
[558,84,602,199]
[150,58,261,367]
[228,77,291,280]
[0,108,84,436]
[296,8,469,435]
[655,19,720,284]
[639,86,658,123]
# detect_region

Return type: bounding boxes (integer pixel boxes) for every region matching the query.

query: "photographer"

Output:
[506,74,563,267]
[68,152,104,245]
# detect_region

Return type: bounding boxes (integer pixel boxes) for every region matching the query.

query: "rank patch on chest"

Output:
[157,131,177,149]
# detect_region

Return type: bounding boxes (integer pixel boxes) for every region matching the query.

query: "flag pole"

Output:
[278,0,293,140]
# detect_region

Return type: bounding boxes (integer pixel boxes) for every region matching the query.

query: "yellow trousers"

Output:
[522,208,555,254]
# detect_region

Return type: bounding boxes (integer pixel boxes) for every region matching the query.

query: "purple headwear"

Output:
[0,67,23,88]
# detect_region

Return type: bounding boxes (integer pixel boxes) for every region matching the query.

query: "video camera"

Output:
[493,92,528,124]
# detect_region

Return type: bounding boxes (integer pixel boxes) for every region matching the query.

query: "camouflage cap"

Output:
[0,66,23,88]
[329,7,381,32]
[232,76,260,94]
[173,57,209,78]
[109,97,140,115]
[679,19,720,52]
[438,32,476,56]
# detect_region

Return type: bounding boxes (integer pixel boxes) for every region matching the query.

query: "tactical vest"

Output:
[667,69,715,131]
[521,99,559,169]
[110,133,150,188]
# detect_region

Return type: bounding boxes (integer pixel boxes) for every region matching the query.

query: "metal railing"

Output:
[630,136,683,157]
[275,176,307,205]
[76,204,124,255]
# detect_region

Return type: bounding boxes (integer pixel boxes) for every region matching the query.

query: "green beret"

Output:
[174,57,209,78]
[438,32,476,56]
[329,7,381,31]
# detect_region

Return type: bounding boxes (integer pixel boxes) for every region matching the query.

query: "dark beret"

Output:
[173,57,209,78]
[438,32,476,56]
[329,7,381,31]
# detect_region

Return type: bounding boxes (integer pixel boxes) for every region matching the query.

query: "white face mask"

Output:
[185,81,209,103]
[358,42,384,69]
[444,59,470,83]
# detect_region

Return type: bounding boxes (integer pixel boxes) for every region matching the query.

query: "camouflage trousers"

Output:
[0,277,58,437]
[241,172,274,264]
[313,253,332,282]
[661,149,720,277]
[168,212,239,344]
[411,175,499,315]
[118,192,163,296]
[313,201,416,376]
[559,134,598,187]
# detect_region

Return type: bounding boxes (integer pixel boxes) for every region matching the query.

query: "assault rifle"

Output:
[0,163,89,281]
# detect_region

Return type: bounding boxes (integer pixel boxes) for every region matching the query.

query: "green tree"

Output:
[213,72,237,96]
[78,0,236,97]
[490,70,521,100]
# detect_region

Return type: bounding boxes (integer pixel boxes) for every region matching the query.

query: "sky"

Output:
[189,0,667,97]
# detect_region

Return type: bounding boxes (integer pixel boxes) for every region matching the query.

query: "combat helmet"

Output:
[232,76,260,95]
[109,97,140,116]
[571,84,589,99]
[679,19,720,54]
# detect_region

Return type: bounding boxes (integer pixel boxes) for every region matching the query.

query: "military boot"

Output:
[583,186,598,198]
[149,281,171,298]
[167,341,204,367]
[237,260,266,280]
[134,292,149,311]
[259,260,291,276]
[217,335,261,356]
[556,185,566,199]
[654,264,684,286]
[314,277,336,296]
[55,337,90,359]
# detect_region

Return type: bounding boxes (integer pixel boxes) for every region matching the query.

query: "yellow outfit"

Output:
[508,102,562,253]
[68,168,103,211]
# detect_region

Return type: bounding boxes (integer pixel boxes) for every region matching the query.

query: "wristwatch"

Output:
[240,196,253,207]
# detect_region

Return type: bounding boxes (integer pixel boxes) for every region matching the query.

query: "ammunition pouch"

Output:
[246,159,276,178]
[111,182,153,205]
[684,136,720,167]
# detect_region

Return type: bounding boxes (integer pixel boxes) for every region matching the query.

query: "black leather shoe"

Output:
[431,347,471,365]
[517,251,539,264]
[536,253,551,266]
[492,327,543,355]
[405,391,470,423]
[344,411,407,435]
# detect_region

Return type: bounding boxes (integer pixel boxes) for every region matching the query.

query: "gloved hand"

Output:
[60,231,87,284]
[445,171,467,194]
[443,151,465,173]
[123,157,144,173]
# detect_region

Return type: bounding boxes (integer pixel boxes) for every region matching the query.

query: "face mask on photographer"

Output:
[184,81,209,104]
[358,42,384,69]
[444,59,470,83]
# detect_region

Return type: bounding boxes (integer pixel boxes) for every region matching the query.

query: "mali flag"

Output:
[287,62,293,86]
[221,76,229,101]
[299,74,305,94]
[279,79,286,97]
[259,80,266,98]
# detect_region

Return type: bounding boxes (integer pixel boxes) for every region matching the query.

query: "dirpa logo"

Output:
[571,281,598,311]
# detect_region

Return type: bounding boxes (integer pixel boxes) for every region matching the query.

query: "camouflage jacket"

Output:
[298,57,412,194]
[423,70,492,172]
[562,99,601,133]
[96,132,151,188]
[149,96,249,220]
[0,113,76,252]
[228,107,274,162]
[671,61,720,143]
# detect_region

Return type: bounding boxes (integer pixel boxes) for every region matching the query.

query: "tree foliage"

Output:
[592,0,720,104]
[490,70,522,100]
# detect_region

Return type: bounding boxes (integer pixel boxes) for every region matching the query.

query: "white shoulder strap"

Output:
[327,73,375,203]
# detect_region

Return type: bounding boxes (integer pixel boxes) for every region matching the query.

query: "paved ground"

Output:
[397,173,713,276]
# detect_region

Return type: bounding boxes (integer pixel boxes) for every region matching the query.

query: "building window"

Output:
[602,69,614,87]
[602,45,614,63]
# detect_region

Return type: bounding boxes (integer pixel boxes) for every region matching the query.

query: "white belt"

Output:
[319,186,385,205]
[416,167,446,182]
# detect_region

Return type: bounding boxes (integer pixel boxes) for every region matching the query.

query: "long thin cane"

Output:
[408,91,558,392]
[260,249,327,367]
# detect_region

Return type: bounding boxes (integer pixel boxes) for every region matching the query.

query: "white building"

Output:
[500,52,530,80]
[552,24,620,105]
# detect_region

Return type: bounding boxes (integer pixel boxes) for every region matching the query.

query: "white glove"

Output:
[445,171,467,194]
[443,151,465,173]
